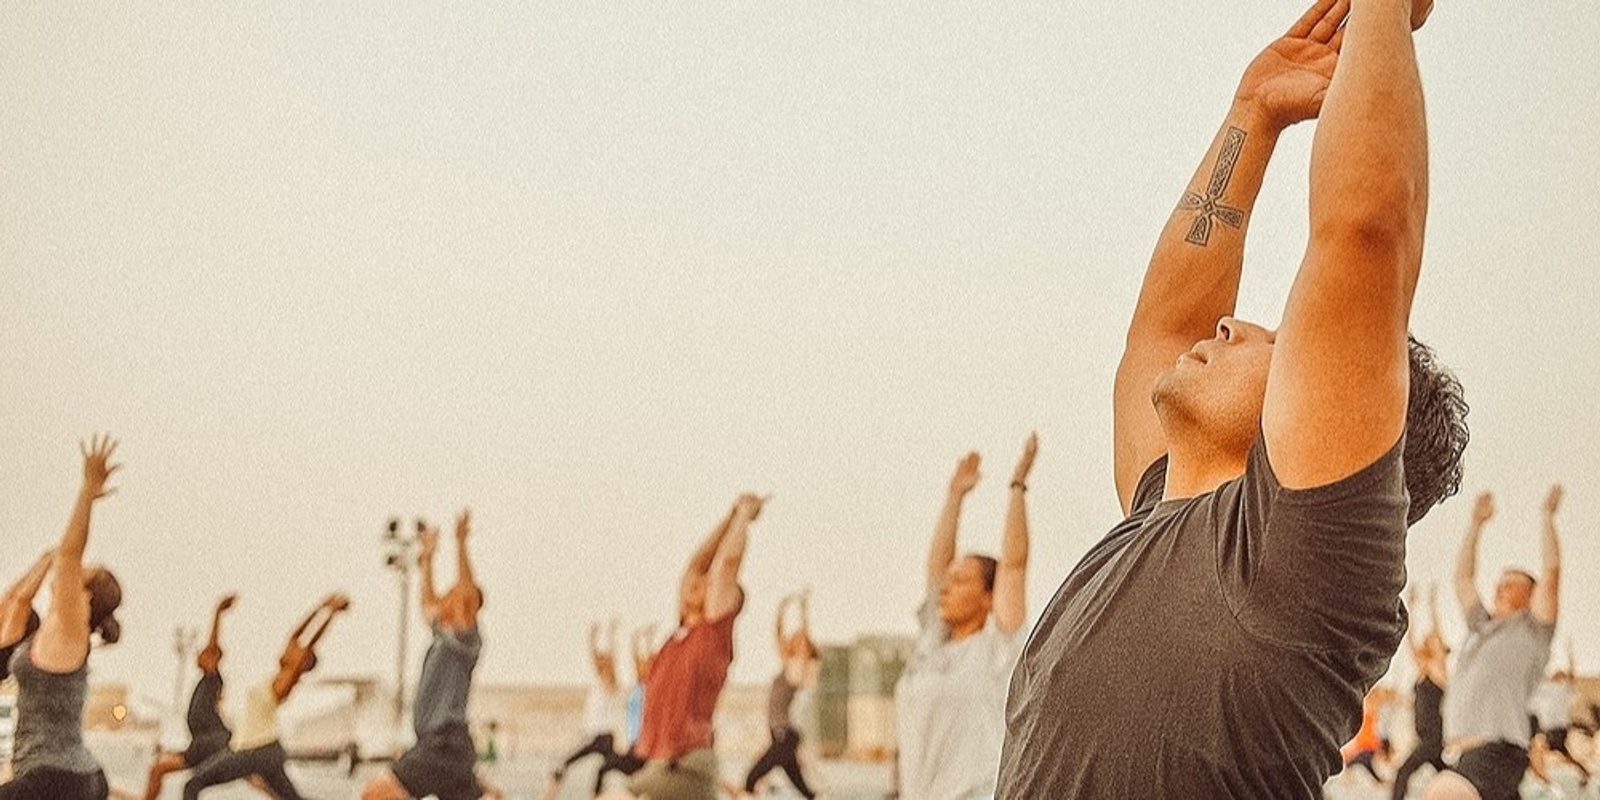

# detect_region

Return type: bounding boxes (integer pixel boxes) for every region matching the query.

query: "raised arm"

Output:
[298,593,351,651]
[680,505,736,607]
[273,593,349,700]
[705,494,762,622]
[928,453,979,591]
[1114,1,1345,511]
[418,522,442,626]
[0,550,54,647]
[994,433,1036,635]
[36,435,121,672]
[197,593,238,674]
[1454,492,1492,616]
[1404,584,1422,656]
[1261,0,1431,489]
[797,587,812,641]
[1531,484,1562,624]
[452,510,477,593]
[773,594,796,654]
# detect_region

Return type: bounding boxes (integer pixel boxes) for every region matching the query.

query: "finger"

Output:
[1328,25,1346,53]
[80,439,88,458]
[104,437,120,459]
[1308,0,1350,44]
[1287,0,1339,38]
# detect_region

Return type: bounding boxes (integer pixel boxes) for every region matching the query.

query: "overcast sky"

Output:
[3,0,1597,725]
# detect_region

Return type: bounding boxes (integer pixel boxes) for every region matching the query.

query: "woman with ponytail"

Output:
[0,434,125,800]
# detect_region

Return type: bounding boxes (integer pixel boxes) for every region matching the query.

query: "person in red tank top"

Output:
[627,493,765,800]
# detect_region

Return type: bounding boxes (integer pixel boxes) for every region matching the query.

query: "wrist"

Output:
[1227,98,1290,138]
[1009,480,1027,492]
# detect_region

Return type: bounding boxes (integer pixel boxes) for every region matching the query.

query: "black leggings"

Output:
[183,740,305,800]
[557,733,623,795]
[1389,745,1447,800]
[595,748,647,791]
[742,726,816,799]
[0,767,109,800]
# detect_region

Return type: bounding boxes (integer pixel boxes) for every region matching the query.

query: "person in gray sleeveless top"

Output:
[0,435,125,800]
[1427,488,1564,800]
[740,589,821,799]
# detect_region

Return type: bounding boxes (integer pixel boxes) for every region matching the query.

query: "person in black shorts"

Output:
[1528,642,1590,790]
[994,0,1468,796]
[361,510,498,800]
[137,594,274,800]
[1390,584,1449,800]
[182,592,350,800]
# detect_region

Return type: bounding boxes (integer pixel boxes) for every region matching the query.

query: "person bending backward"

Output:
[362,510,493,800]
[1424,487,1564,800]
[895,433,1035,800]
[627,493,765,800]
[183,593,349,800]
[545,620,629,799]
[1390,584,1451,800]
[741,589,822,800]
[143,594,275,800]
[995,0,1471,795]
[0,436,125,800]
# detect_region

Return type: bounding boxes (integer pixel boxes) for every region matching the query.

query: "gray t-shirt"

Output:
[1443,605,1553,745]
[412,624,482,738]
[997,432,1408,799]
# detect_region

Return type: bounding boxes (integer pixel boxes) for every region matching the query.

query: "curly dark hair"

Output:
[1403,335,1469,526]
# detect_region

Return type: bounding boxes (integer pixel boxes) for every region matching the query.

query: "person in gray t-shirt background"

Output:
[1427,487,1563,800]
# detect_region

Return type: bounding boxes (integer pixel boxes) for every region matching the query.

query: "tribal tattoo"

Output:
[1179,127,1247,246]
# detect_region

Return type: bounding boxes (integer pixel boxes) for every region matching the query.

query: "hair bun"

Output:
[96,614,122,645]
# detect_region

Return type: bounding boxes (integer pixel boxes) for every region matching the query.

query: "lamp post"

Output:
[170,625,197,747]
[381,517,422,738]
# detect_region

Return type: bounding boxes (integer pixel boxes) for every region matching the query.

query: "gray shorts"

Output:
[627,747,719,800]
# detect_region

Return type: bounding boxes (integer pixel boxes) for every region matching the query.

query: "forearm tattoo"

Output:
[1178,126,1247,246]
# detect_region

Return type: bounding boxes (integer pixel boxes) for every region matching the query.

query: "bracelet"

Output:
[1010,481,1027,492]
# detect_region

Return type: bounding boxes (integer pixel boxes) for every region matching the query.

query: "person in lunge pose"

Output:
[182,592,349,800]
[1528,641,1590,789]
[996,0,1469,795]
[897,433,1035,800]
[1425,487,1564,800]
[741,589,822,800]
[362,510,496,800]
[545,620,628,799]
[0,435,125,800]
[141,594,269,800]
[627,493,765,800]
[1390,584,1450,800]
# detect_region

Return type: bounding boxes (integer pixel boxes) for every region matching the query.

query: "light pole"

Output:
[381,517,421,739]
[170,625,197,746]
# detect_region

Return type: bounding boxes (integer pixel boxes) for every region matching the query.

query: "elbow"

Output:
[1312,190,1425,261]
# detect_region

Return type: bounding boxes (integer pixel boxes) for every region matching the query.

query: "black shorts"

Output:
[1452,741,1530,800]
[393,723,479,800]
[0,766,109,800]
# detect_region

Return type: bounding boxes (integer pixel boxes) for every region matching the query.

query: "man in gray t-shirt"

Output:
[996,0,1467,797]
[1428,487,1564,800]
